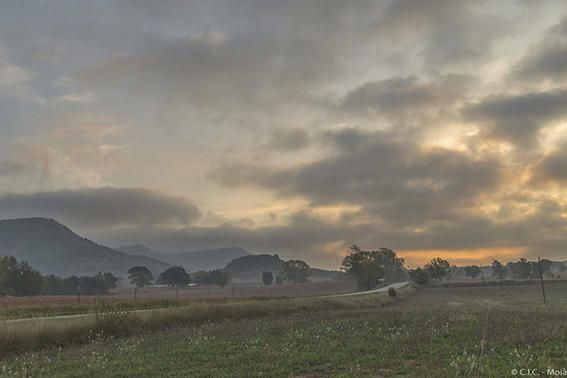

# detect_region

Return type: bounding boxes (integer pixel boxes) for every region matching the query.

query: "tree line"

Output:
[130,259,313,289]
[128,265,232,289]
[339,245,560,290]
[428,258,555,283]
[0,256,118,296]
[260,260,312,286]
[0,255,316,296]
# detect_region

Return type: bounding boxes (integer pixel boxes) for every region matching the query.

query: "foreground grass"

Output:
[0,287,411,358]
[3,283,566,377]
[2,303,567,377]
[0,297,282,321]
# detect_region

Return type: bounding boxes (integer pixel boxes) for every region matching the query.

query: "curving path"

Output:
[1,281,413,325]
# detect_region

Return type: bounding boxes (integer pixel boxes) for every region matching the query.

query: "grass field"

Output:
[2,282,567,377]
[0,281,357,306]
[0,281,356,320]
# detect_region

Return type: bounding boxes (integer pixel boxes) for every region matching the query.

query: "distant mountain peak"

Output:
[0,218,170,276]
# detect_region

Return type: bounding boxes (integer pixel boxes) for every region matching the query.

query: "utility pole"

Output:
[538,257,547,305]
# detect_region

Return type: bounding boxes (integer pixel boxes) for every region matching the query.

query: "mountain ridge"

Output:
[115,244,252,271]
[0,218,170,277]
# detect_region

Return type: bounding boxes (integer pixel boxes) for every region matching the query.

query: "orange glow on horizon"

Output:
[400,247,528,267]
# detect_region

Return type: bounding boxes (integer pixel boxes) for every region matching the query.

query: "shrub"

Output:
[92,299,132,338]
[388,287,397,299]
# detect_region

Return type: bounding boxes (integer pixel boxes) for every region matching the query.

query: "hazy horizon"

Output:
[3,1,567,269]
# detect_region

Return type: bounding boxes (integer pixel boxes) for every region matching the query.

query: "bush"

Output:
[388,287,397,299]
[93,299,132,338]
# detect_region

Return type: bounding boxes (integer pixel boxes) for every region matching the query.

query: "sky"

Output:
[2,0,567,268]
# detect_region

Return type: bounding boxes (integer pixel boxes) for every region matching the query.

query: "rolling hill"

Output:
[222,254,347,283]
[116,244,252,271]
[0,218,170,277]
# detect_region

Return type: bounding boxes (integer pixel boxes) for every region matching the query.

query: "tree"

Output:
[41,273,117,295]
[491,259,507,294]
[280,260,311,284]
[159,266,191,287]
[374,248,407,283]
[100,272,119,291]
[515,258,531,279]
[262,271,274,286]
[0,256,42,296]
[342,245,384,290]
[190,270,210,285]
[464,265,481,280]
[128,266,153,287]
[208,270,231,287]
[425,258,450,281]
[341,245,406,290]
[409,267,429,285]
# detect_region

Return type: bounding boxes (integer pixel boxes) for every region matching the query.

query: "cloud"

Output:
[266,128,311,151]
[514,16,567,83]
[212,128,503,226]
[2,1,567,267]
[97,196,567,267]
[98,210,369,263]
[373,0,511,70]
[77,30,340,114]
[340,75,470,118]
[0,187,201,228]
[463,89,567,147]
[532,145,567,184]
[0,45,35,100]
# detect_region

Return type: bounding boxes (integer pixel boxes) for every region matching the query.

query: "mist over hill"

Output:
[0,218,170,277]
[116,244,251,271]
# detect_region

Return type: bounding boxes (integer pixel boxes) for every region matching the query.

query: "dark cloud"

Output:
[533,145,567,184]
[340,75,470,117]
[514,17,567,82]
[267,128,311,151]
[75,0,511,117]
[212,128,503,226]
[463,89,567,146]
[77,29,341,114]
[374,0,510,70]
[0,187,201,228]
[97,197,567,267]
[98,211,369,262]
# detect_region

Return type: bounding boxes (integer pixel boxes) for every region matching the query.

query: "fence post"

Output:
[538,257,547,304]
